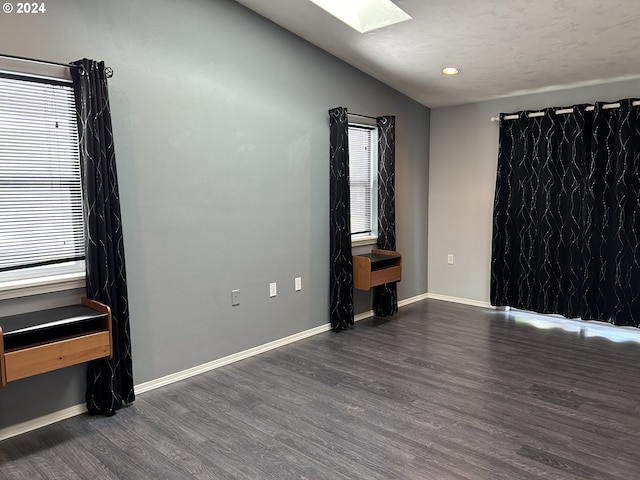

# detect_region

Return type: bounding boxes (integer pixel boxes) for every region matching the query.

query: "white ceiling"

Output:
[234,0,640,108]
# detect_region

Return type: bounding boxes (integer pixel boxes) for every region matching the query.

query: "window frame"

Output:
[348,122,378,246]
[0,64,86,300]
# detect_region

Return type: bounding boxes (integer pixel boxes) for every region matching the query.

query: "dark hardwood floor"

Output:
[2,299,640,479]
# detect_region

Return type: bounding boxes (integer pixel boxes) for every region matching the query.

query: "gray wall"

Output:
[429,78,640,304]
[0,0,430,430]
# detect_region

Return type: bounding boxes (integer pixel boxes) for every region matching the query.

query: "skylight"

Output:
[308,0,412,33]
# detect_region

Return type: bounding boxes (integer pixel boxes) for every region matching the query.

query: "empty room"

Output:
[0,0,639,478]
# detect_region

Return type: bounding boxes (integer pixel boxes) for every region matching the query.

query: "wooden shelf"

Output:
[353,249,402,291]
[0,297,112,388]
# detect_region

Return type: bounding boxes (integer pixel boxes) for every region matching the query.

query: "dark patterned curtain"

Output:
[582,100,640,325]
[329,107,354,331]
[374,116,398,316]
[491,98,640,327]
[71,59,135,414]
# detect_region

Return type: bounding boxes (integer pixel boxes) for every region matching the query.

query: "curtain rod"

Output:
[0,52,79,70]
[490,100,640,122]
[349,112,378,121]
[0,53,114,78]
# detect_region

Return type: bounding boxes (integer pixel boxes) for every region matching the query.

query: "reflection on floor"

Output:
[502,308,640,344]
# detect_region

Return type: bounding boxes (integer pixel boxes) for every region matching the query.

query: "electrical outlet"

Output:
[269,282,277,297]
[295,277,302,291]
[231,289,240,306]
[447,254,454,265]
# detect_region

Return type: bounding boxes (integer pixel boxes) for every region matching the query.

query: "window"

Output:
[0,72,85,299]
[348,123,378,243]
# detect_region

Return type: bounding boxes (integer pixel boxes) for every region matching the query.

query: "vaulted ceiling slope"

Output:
[234,0,640,108]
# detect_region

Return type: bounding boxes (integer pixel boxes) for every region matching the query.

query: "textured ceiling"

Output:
[233,0,640,108]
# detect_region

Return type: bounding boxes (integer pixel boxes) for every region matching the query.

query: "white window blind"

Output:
[348,124,377,236]
[0,74,84,274]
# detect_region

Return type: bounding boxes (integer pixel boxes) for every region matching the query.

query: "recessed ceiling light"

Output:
[442,67,460,76]
[308,0,412,34]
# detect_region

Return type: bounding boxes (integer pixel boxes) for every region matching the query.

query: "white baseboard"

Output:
[0,404,87,442]
[399,292,430,307]
[0,291,444,442]
[136,322,333,394]
[426,292,495,309]
[355,310,374,322]
[353,291,431,322]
